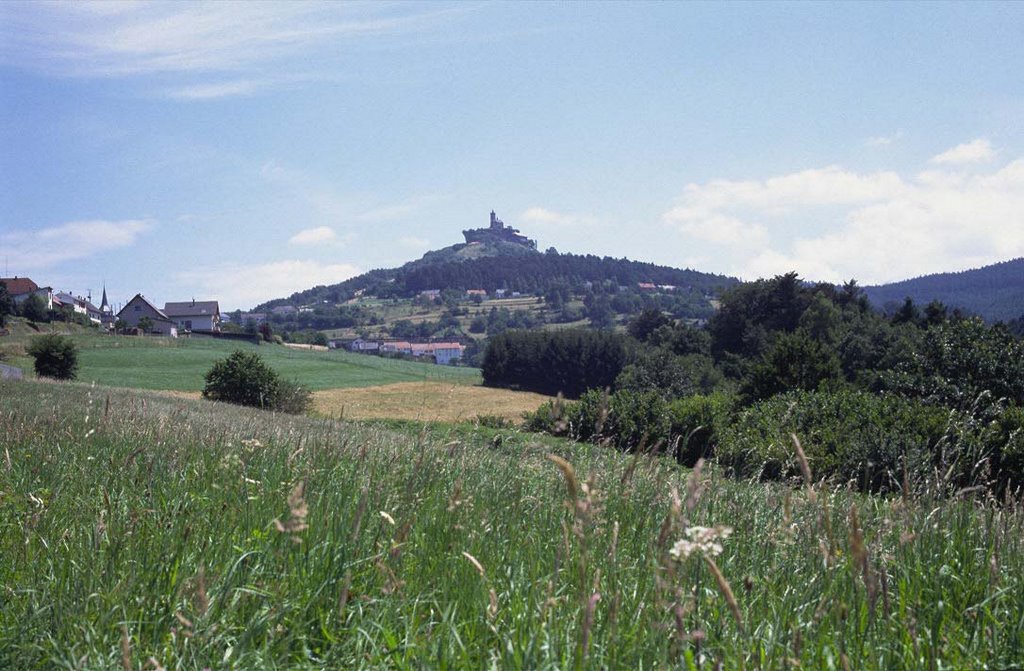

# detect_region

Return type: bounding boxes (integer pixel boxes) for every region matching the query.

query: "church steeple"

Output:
[100,284,109,312]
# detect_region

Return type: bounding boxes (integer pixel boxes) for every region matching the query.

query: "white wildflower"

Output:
[379,511,396,525]
[670,525,733,560]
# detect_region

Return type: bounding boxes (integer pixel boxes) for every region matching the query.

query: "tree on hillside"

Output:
[0,281,13,327]
[27,334,79,380]
[628,309,670,342]
[20,294,48,323]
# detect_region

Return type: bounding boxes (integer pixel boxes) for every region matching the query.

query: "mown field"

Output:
[0,323,480,391]
[312,381,552,422]
[1,379,1021,669]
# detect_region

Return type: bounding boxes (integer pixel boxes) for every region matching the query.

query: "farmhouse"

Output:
[1,276,54,310]
[164,300,221,333]
[116,294,178,337]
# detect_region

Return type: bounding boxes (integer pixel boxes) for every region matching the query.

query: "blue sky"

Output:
[2,2,1022,310]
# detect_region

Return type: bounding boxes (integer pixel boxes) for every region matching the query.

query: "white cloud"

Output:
[165,79,262,100]
[930,138,996,165]
[663,145,1024,284]
[289,226,337,245]
[520,207,594,227]
[866,132,903,147]
[1,219,153,271]
[674,214,770,251]
[0,3,452,96]
[176,259,360,310]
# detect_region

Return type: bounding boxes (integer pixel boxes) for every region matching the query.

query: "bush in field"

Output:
[202,350,311,414]
[715,390,950,492]
[26,334,78,380]
[667,393,734,465]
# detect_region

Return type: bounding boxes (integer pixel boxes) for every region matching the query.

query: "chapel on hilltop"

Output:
[463,211,537,249]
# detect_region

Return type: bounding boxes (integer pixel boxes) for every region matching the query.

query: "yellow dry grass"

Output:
[312,381,552,423]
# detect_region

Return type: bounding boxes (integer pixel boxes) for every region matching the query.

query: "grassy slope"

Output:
[1,321,480,391]
[1,380,1021,669]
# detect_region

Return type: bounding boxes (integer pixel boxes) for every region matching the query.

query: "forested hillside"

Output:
[256,248,737,309]
[864,257,1024,322]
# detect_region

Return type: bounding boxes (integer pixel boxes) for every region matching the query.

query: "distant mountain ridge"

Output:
[864,258,1024,322]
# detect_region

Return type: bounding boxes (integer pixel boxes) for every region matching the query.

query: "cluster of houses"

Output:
[1,276,221,338]
[116,294,222,337]
[332,338,466,366]
[419,288,523,300]
[2,276,111,326]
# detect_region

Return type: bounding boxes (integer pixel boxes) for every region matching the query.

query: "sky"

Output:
[1,1,1023,311]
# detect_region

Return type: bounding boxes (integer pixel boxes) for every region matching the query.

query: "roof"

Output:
[117,294,170,320]
[164,300,220,317]
[1,277,39,295]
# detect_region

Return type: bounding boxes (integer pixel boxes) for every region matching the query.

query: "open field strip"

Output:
[1,325,480,391]
[312,381,552,422]
[1,379,1022,669]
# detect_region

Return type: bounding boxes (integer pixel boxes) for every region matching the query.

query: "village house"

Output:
[348,338,380,353]
[1,277,54,310]
[466,289,487,298]
[236,312,267,325]
[54,291,103,325]
[164,300,221,333]
[363,339,465,365]
[116,294,178,337]
[380,341,413,354]
[432,342,465,365]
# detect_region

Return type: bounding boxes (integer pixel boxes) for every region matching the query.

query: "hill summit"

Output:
[254,211,737,316]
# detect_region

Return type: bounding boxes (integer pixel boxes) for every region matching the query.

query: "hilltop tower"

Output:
[464,211,537,249]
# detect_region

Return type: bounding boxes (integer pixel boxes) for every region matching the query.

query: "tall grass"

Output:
[1,379,1021,669]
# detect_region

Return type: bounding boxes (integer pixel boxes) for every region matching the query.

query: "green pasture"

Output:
[0,322,479,391]
[1,379,1021,669]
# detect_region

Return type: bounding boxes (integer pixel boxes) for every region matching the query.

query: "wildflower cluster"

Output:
[670,525,733,561]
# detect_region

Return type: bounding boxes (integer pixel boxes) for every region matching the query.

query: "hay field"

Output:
[313,381,552,422]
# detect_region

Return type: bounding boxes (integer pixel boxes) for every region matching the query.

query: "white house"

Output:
[116,294,178,337]
[1,277,54,310]
[164,300,221,332]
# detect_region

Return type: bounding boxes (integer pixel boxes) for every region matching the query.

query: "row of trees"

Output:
[511,273,1024,495]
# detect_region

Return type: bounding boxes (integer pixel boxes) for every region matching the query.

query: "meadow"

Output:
[1,379,1021,669]
[0,324,480,392]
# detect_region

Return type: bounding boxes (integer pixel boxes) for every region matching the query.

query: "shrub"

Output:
[715,390,948,492]
[272,377,314,415]
[26,334,79,380]
[528,389,686,456]
[202,350,311,414]
[667,393,735,465]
